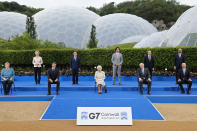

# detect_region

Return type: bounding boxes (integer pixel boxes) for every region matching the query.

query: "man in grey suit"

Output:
[111,47,123,85]
[137,63,152,95]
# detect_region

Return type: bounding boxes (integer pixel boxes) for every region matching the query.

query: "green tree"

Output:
[26,16,37,39]
[0,1,43,16]
[87,0,191,29]
[87,25,98,48]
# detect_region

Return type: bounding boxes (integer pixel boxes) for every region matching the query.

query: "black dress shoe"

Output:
[147,92,151,95]
[181,90,185,94]
[47,93,51,95]
[187,91,191,94]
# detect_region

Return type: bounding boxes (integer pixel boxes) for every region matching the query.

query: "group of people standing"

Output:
[0,48,193,95]
[94,48,192,95]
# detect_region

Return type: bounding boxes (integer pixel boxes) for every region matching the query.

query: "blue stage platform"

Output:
[0,76,197,121]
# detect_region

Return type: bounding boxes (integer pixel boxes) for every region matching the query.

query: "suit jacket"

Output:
[70,57,80,70]
[174,54,185,69]
[177,68,191,81]
[48,68,59,80]
[111,53,123,66]
[144,55,155,69]
[136,68,151,80]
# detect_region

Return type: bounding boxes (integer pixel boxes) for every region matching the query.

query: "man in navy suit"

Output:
[174,48,186,83]
[177,63,192,94]
[70,51,80,84]
[137,63,152,95]
[144,50,155,77]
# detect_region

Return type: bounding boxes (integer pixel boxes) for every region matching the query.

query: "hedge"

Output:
[0,47,197,72]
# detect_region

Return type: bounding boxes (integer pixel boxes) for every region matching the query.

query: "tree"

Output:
[87,0,191,29]
[26,16,37,39]
[0,1,43,16]
[87,25,98,48]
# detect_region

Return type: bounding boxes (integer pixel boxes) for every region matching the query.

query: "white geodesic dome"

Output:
[34,6,100,48]
[0,11,26,39]
[134,30,168,48]
[85,13,157,48]
[118,35,147,44]
[161,6,197,47]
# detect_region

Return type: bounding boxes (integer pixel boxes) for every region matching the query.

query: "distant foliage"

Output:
[87,0,191,28]
[0,32,60,50]
[87,25,98,48]
[0,1,43,16]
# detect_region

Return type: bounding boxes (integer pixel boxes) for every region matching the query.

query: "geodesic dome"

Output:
[161,6,197,47]
[34,6,100,48]
[118,35,147,44]
[0,11,26,39]
[134,30,168,48]
[85,13,157,48]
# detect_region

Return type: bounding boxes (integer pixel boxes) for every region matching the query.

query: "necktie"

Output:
[142,69,144,74]
[148,55,151,62]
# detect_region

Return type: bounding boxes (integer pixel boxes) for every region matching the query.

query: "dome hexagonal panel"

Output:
[0,11,26,39]
[162,6,197,47]
[34,6,100,48]
[89,13,157,48]
[134,30,168,48]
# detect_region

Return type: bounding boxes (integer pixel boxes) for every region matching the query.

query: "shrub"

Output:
[0,47,196,72]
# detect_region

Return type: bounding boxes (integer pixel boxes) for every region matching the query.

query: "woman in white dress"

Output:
[32,51,43,84]
[94,65,105,94]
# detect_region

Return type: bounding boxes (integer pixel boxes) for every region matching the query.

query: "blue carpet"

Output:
[41,91,164,120]
[147,96,197,103]
[0,96,53,101]
[0,76,197,121]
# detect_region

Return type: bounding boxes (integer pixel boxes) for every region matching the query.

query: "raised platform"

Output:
[1,76,197,121]
[10,76,197,90]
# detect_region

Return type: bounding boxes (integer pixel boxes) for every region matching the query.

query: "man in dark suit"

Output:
[144,50,155,77]
[137,63,152,95]
[70,51,80,84]
[47,62,60,95]
[174,48,186,82]
[177,63,192,94]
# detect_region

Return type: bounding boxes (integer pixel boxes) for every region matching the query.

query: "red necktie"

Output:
[149,56,151,62]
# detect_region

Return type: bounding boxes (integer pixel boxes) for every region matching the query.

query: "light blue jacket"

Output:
[1,68,15,81]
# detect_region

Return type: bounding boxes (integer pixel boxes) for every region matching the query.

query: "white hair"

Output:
[97,65,102,70]
[139,63,144,66]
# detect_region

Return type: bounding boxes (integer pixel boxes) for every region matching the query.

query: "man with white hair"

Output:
[136,63,152,95]
[177,63,192,94]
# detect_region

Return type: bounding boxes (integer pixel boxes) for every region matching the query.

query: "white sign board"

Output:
[77,107,132,125]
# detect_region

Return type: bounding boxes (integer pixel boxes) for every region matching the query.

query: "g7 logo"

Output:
[89,113,100,119]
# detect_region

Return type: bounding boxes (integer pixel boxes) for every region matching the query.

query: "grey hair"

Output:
[139,63,144,66]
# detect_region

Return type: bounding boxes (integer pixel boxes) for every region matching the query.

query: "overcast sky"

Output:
[1,0,197,8]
